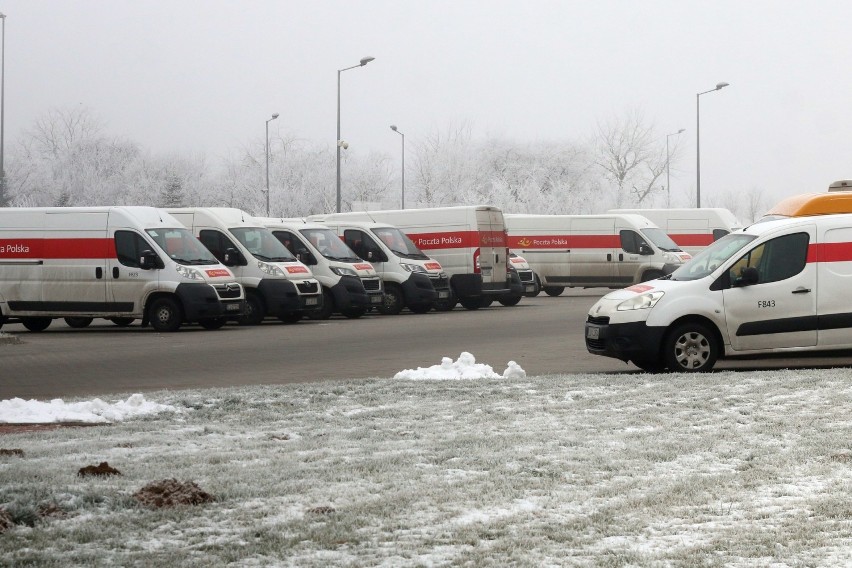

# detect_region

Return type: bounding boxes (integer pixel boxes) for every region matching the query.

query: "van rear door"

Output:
[476,208,507,285]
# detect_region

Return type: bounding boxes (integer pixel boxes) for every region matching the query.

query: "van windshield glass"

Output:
[146,228,219,265]
[300,228,361,262]
[372,227,428,259]
[640,228,681,252]
[669,233,756,281]
[229,227,297,262]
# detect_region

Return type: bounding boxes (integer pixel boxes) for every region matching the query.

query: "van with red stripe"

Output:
[505,213,691,295]
[307,206,511,310]
[608,208,741,256]
[585,213,852,372]
[255,218,384,319]
[309,219,450,315]
[0,206,244,332]
[165,208,322,324]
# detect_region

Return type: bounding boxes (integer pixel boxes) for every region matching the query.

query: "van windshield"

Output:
[669,233,757,281]
[300,228,361,262]
[229,227,297,262]
[146,228,219,265]
[640,228,682,252]
[372,227,429,259]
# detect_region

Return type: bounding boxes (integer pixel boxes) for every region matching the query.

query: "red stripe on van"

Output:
[811,242,852,262]
[670,234,714,247]
[507,234,621,249]
[0,238,116,259]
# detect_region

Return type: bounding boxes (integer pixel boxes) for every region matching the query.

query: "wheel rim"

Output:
[156,307,173,325]
[673,331,711,370]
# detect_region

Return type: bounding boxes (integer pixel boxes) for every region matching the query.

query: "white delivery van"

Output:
[608,208,741,256]
[166,208,322,324]
[585,213,852,372]
[0,207,244,332]
[505,213,691,296]
[308,206,511,311]
[256,218,384,319]
[312,219,451,315]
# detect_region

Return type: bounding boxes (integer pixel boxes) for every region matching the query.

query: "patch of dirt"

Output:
[0,509,12,534]
[0,448,24,457]
[78,461,122,477]
[307,505,336,515]
[133,479,214,508]
[37,502,67,519]
[0,423,104,436]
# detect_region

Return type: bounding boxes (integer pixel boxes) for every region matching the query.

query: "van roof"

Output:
[763,192,852,218]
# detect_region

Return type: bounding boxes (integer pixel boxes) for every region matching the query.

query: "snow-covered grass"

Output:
[3,365,852,566]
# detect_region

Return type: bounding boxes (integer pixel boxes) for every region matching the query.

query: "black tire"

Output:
[148,297,182,332]
[278,313,302,324]
[110,317,135,327]
[499,295,522,307]
[632,358,667,373]
[240,293,266,326]
[341,307,366,319]
[408,302,432,314]
[434,293,457,312]
[22,317,52,332]
[459,297,481,310]
[663,322,719,372]
[308,289,335,320]
[641,270,665,283]
[64,317,94,329]
[199,317,227,330]
[543,286,565,297]
[479,297,494,308]
[378,284,404,315]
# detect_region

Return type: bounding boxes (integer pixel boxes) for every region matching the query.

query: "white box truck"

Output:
[309,206,512,310]
[585,213,852,372]
[608,208,741,256]
[0,206,244,332]
[311,219,451,314]
[505,213,691,295]
[256,218,384,319]
[165,208,322,324]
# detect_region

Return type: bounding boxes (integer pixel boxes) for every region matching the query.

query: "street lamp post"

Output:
[265,113,279,216]
[0,13,7,203]
[390,125,405,209]
[665,128,685,207]
[696,81,729,208]
[336,56,374,213]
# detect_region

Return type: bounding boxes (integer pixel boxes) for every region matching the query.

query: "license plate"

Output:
[371,295,383,304]
[438,291,449,299]
[226,303,240,311]
[481,267,492,276]
[306,297,318,306]
[524,285,535,293]
[586,326,600,339]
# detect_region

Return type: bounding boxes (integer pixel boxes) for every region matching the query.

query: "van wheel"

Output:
[23,317,52,332]
[480,297,494,308]
[308,289,335,320]
[663,323,719,372]
[632,358,667,373]
[278,312,302,324]
[499,294,522,307]
[64,317,94,329]
[408,302,433,314]
[378,284,404,315]
[199,317,227,330]
[240,294,266,326]
[341,307,365,319]
[110,317,135,327]
[543,286,564,297]
[434,293,457,311]
[149,298,182,332]
[642,270,665,282]
[459,297,481,310]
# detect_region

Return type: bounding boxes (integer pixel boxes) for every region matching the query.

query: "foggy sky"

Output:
[6,0,852,207]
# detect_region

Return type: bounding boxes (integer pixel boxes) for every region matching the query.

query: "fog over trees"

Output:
[5,106,768,222]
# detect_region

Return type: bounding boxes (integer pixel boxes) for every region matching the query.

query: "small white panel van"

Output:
[609,208,741,255]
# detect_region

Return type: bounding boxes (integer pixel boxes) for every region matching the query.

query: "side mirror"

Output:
[639,244,653,256]
[223,247,245,267]
[298,252,317,266]
[139,250,163,270]
[735,266,759,287]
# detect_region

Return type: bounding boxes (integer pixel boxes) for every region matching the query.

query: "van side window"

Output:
[199,230,236,263]
[114,230,151,268]
[274,231,308,257]
[619,230,648,254]
[343,229,370,260]
[729,232,809,285]
[713,229,729,241]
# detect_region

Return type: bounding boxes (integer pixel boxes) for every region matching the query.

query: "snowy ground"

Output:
[2,353,852,566]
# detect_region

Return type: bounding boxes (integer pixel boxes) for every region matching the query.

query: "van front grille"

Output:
[517,270,534,283]
[213,283,242,299]
[297,281,319,294]
[362,278,381,291]
[587,315,609,326]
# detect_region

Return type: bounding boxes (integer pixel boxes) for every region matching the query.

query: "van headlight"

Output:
[176,264,203,280]
[401,263,427,274]
[330,266,357,277]
[257,260,285,276]
[617,291,665,311]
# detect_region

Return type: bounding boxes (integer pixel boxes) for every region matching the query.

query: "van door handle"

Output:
[113,267,120,279]
[96,267,103,279]
[792,287,811,294]
[606,253,612,261]
[619,253,624,261]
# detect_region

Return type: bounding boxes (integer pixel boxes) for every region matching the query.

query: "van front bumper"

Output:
[258,279,322,315]
[584,318,666,364]
[330,275,370,310]
[177,283,244,321]
[402,273,438,306]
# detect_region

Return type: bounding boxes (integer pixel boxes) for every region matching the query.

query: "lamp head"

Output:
[390,125,398,132]
[716,82,730,90]
[338,140,349,150]
[271,113,279,120]
[678,128,685,134]
[360,56,375,66]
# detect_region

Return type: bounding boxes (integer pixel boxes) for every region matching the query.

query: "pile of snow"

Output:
[394,352,526,380]
[0,393,177,424]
